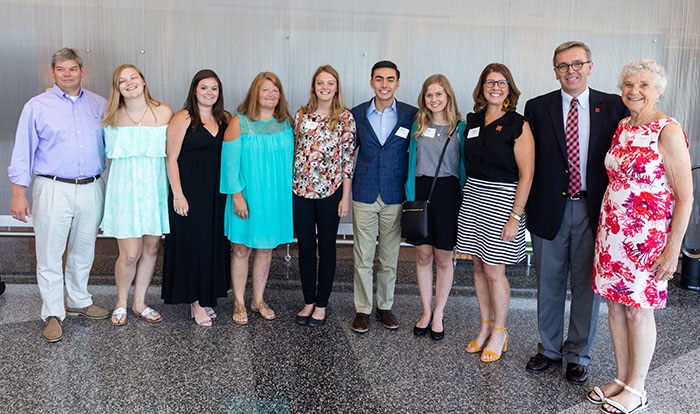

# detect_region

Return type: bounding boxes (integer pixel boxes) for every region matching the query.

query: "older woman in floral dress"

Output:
[589,60,692,414]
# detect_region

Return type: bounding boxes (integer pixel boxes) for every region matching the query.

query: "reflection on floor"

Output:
[1,248,699,413]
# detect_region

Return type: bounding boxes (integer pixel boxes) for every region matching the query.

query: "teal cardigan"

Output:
[404,120,467,201]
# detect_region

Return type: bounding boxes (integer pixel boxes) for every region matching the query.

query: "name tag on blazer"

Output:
[467,127,480,139]
[396,127,409,139]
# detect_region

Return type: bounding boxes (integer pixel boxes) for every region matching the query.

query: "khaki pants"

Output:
[32,176,105,320]
[352,196,402,314]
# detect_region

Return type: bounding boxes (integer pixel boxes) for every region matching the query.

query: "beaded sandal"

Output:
[232,304,248,325]
[251,301,276,320]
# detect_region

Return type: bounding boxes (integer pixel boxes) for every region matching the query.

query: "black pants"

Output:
[293,187,343,307]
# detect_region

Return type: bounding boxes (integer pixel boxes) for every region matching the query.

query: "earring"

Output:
[503,97,510,109]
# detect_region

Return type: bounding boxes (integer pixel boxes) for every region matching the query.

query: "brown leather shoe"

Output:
[351,313,370,333]
[42,316,63,343]
[376,309,399,330]
[65,304,110,320]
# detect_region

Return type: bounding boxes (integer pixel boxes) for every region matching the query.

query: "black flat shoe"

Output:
[429,326,444,341]
[295,315,310,326]
[307,316,326,328]
[413,324,429,336]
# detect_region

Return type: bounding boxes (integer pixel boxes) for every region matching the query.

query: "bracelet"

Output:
[510,211,523,222]
[173,195,184,201]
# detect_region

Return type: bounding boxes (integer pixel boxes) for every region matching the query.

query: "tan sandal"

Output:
[465,319,493,353]
[232,304,248,325]
[250,301,276,320]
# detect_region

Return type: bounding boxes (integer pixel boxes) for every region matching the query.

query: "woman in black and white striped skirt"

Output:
[457,63,534,362]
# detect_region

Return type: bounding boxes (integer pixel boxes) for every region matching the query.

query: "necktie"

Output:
[565,97,581,195]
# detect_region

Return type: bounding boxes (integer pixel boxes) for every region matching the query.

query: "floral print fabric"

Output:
[292,109,356,199]
[593,117,687,309]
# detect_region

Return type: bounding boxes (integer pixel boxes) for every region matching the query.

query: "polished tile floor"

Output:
[1,248,699,413]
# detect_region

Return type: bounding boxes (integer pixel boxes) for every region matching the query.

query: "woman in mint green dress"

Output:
[102,64,172,326]
[221,72,294,325]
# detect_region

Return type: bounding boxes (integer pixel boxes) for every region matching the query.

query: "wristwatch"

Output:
[510,211,522,222]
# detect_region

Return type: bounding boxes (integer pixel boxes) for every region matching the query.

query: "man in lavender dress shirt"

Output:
[8,48,109,343]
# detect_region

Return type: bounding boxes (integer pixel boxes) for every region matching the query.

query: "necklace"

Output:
[125,105,149,126]
[632,110,657,127]
[434,124,449,138]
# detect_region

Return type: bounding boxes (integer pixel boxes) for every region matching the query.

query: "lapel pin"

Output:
[496,125,502,131]
[595,107,601,113]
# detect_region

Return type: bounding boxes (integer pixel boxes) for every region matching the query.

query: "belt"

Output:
[567,191,587,200]
[39,174,101,185]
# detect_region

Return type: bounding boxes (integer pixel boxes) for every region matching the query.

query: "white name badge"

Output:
[304,120,319,130]
[631,135,651,147]
[423,128,436,138]
[467,127,480,138]
[396,127,409,139]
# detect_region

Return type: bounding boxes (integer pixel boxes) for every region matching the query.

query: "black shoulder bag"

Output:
[401,132,453,239]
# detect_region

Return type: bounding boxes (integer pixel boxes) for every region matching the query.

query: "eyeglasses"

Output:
[554,61,591,73]
[484,80,508,88]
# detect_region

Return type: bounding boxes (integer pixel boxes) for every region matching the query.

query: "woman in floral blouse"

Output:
[293,65,356,328]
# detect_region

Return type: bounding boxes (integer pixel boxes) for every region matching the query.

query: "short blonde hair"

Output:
[618,59,668,95]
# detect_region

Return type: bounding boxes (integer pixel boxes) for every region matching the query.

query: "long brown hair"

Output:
[472,63,520,113]
[237,72,291,123]
[103,64,161,126]
[184,69,227,130]
[413,74,461,138]
[302,65,347,131]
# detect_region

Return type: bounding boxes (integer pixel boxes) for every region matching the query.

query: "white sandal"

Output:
[132,306,163,323]
[587,378,626,404]
[111,307,127,326]
[601,384,649,414]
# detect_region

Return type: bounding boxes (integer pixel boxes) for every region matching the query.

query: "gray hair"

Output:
[552,41,592,66]
[618,59,668,95]
[51,47,83,69]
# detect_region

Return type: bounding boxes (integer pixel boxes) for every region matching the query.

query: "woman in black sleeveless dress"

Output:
[162,70,231,326]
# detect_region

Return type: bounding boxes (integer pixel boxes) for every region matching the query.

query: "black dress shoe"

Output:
[295,315,310,326]
[565,363,589,385]
[351,313,370,333]
[526,353,562,373]
[307,316,325,328]
[0,281,5,296]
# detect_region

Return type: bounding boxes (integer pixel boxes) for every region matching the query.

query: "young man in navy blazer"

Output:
[524,41,628,384]
[350,61,417,333]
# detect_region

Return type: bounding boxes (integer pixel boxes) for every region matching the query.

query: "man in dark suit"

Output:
[524,41,628,384]
[350,61,417,333]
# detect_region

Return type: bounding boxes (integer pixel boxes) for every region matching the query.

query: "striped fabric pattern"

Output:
[456,177,526,265]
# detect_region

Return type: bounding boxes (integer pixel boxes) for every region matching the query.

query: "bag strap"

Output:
[426,130,453,202]
[294,108,304,146]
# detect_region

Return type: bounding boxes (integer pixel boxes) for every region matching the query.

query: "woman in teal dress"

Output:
[221,72,294,325]
[102,64,172,326]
